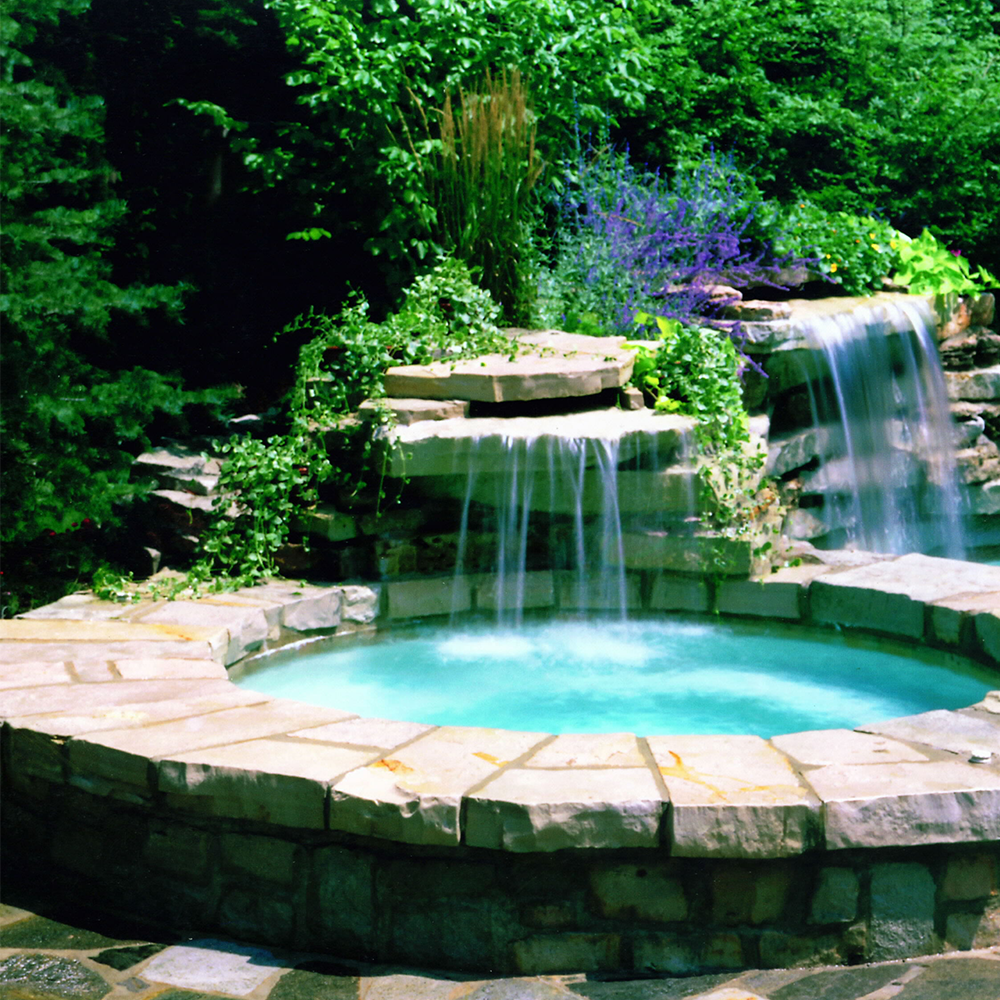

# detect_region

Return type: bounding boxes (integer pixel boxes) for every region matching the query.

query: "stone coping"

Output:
[2,553,1000,860]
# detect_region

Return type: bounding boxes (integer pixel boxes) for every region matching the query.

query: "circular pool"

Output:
[233,615,996,737]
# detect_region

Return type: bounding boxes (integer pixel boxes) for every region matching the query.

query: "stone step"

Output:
[384,408,696,478]
[384,330,636,403]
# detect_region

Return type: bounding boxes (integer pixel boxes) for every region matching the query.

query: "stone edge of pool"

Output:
[2,552,999,861]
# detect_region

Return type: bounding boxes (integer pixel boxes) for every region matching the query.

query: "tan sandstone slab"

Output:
[0,678,244,722]
[384,331,635,404]
[360,397,470,424]
[112,657,229,681]
[858,709,1000,759]
[804,759,1000,848]
[15,592,137,621]
[770,729,931,766]
[67,699,355,789]
[133,602,269,664]
[329,726,549,846]
[646,735,819,858]
[231,580,346,631]
[1,617,226,646]
[290,716,435,749]
[6,685,264,737]
[523,733,646,769]
[385,408,694,478]
[0,639,221,663]
[464,766,665,852]
[809,554,1000,640]
[0,661,76,689]
[3,685,267,782]
[945,364,1000,401]
[158,738,380,828]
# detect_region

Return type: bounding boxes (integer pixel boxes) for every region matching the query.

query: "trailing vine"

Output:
[184,258,516,590]
[628,312,777,569]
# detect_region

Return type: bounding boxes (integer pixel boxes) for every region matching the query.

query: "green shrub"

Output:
[1,0,232,613]
[190,258,511,586]
[771,202,901,295]
[401,69,544,325]
[892,228,998,297]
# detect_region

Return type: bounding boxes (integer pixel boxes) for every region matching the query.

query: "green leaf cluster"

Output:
[892,228,998,297]
[627,0,1000,277]
[1,0,233,611]
[628,312,767,541]
[771,202,901,295]
[190,258,511,586]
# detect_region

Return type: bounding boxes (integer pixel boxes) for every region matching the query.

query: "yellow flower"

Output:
[830,263,838,272]
[871,243,881,252]
[825,253,831,259]
[869,233,877,240]
[889,239,898,250]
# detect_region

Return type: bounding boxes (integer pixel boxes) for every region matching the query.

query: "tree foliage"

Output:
[0,0,230,608]
[203,0,654,288]
[624,0,1000,273]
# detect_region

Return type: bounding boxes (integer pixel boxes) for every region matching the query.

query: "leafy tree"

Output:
[0,0,229,611]
[623,0,1000,275]
[189,0,655,296]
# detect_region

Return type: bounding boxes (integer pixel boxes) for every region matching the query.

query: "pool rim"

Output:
[2,551,999,862]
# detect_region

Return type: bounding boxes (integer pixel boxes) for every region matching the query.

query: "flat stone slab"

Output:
[945,364,1000,401]
[68,699,356,790]
[859,709,1000,759]
[421,465,701,516]
[740,293,935,354]
[330,725,550,846]
[386,407,695,477]
[646,735,818,858]
[158,737,381,827]
[360,396,470,424]
[770,729,930,766]
[810,553,1000,639]
[384,331,635,403]
[141,939,283,994]
[804,758,1000,849]
[465,766,665,851]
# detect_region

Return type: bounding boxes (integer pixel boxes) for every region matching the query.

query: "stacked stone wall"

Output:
[2,774,996,975]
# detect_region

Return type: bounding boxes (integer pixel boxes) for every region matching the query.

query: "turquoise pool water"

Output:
[235,616,995,737]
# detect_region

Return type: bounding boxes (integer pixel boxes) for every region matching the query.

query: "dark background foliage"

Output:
[3,0,998,610]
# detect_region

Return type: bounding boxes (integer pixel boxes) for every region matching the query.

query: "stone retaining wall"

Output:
[2,553,1000,973]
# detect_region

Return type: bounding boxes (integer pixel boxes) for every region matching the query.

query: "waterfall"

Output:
[453,434,630,624]
[801,298,966,557]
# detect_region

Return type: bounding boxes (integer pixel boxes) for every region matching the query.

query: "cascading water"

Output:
[452,434,632,623]
[800,298,966,556]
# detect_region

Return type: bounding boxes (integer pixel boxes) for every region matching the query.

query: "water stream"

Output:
[801,298,966,556]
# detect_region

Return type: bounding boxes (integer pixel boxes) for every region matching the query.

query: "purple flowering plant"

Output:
[537,143,796,340]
